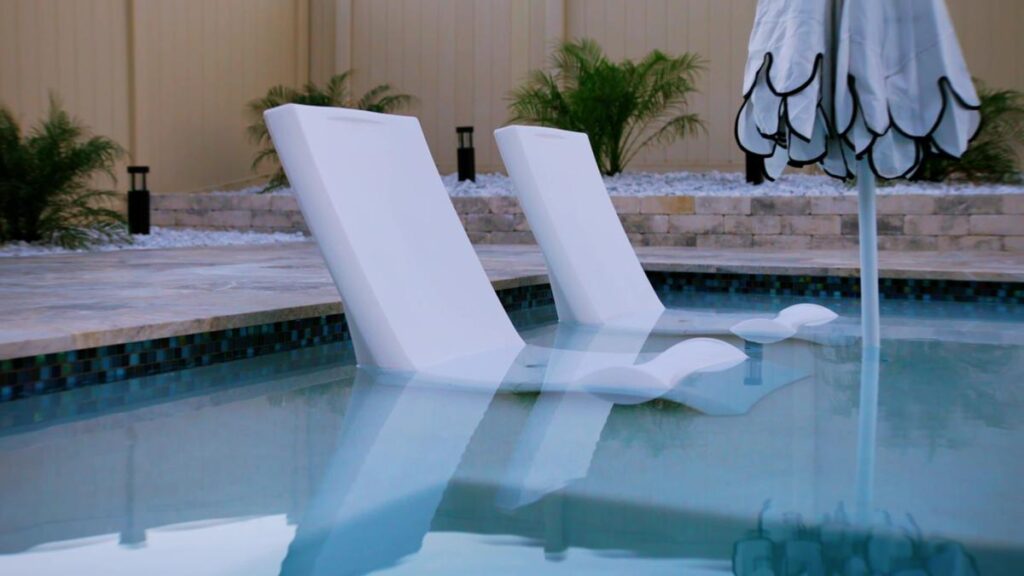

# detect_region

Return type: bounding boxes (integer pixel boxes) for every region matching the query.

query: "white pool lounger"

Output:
[494,125,838,342]
[283,368,498,575]
[263,105,746,407]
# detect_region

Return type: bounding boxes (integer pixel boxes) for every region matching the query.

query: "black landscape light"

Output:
[127,166,150,235]
[456,126,476,182]
[745,152,765,185]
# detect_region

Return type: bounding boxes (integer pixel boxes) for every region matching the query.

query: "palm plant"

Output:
[509,39,705,176]
[0,98,127,248]
[247,71,412,191]
[913,84,1024,183]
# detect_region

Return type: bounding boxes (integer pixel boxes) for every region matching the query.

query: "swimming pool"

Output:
[0,289,1021,575]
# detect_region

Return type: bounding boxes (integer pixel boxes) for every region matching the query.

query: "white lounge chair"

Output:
[282,368,497,575]
[263,105,745,404]
[494,125,838,344]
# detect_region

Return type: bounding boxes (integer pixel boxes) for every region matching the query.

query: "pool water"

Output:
[0,291,1022,575]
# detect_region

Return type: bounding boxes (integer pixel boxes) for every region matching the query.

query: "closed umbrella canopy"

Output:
[736,0,980,348]
[737,0,981,182]
[737,0,835,180]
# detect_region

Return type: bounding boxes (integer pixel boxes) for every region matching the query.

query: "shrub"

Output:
[509,38,705,176]
[913,84,1024,183]
[0,98,127,248]
[247,71,412,191]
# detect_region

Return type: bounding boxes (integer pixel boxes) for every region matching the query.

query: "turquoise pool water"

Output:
[0,291,1022,575]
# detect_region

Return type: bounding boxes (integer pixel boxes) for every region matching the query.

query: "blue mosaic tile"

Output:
[0,274,1020,403]
[646,271,1024,304]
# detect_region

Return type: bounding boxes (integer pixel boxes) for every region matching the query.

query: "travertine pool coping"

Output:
[1,242,1022,360]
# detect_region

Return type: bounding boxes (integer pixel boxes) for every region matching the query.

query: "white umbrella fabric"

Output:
[737,0,981,347]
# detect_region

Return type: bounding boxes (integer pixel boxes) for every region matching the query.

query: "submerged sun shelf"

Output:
[263,105,754,410]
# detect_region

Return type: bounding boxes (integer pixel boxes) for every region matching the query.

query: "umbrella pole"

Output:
[854,343,880,526]
[856,160,881,349]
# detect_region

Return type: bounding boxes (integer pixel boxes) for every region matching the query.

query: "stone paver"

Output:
[1,243,1023,359]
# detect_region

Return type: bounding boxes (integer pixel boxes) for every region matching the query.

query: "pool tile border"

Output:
[0,284,555,403]
[648,271,1024,303]
[1,274,1020,403]
[0,316,350,400]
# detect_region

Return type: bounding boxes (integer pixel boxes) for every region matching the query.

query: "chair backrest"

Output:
[265,105,523,371]
[495,125,664,325]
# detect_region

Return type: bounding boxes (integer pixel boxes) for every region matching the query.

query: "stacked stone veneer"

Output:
[151,193,1024,251]
[151,194,307,232]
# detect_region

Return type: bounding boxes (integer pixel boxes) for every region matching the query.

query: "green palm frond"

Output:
[322,71,353,105]
[508,38,705,175]
[246,72,413,191]
[0,96,128,248]
[913,83,1024,183]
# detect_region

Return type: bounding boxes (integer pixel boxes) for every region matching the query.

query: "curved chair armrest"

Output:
[578,338,747,406]
[730,304,839,344]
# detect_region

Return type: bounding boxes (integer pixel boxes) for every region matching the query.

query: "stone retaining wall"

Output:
[151,193,1024,251]
[151,194,307,232]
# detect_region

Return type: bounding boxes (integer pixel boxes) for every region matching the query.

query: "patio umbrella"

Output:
[736,0,981,347]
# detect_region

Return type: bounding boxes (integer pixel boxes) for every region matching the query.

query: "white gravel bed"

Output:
[442,171,1024,197]
[0,227,308,258]
[220,171,1024,198]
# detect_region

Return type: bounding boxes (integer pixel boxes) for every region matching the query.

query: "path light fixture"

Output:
[456,126,476,182]
[745,153,764,185]
[127,166,151,235]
